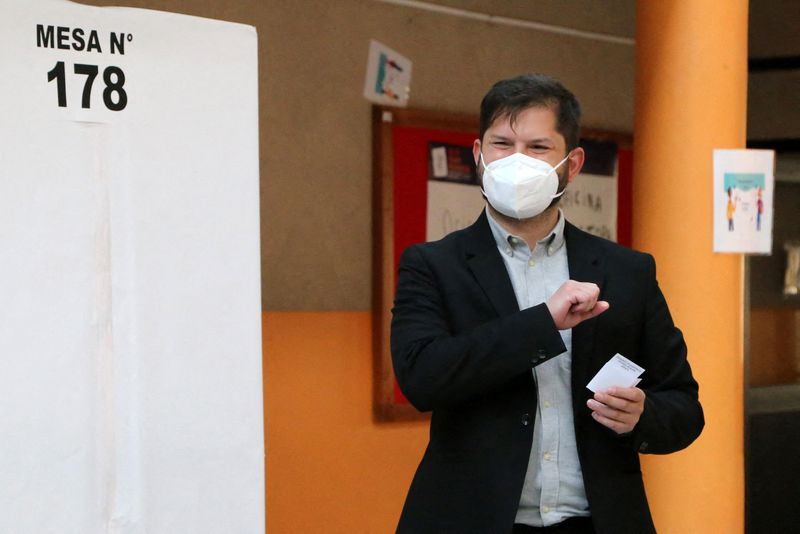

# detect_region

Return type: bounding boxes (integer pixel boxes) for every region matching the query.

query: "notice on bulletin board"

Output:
[713,149,775,254]
[562,139,619,241]
[425,141,483,242]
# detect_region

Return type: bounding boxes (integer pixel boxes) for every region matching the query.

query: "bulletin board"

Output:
[372,105,632,421]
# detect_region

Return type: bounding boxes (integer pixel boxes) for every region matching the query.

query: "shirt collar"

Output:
[485,207,566,257]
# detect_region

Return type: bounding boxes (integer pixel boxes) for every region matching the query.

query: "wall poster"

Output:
[713,148,775,254]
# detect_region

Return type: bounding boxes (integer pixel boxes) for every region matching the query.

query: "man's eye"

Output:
[529,145,551,153]
[494,142,510,147]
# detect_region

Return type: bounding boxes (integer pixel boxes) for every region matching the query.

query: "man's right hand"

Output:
[546,280,609,330]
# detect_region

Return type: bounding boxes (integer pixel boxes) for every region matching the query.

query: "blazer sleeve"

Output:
[630,254,705,454]
[390,244,566,413]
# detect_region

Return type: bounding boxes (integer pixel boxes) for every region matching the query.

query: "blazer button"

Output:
[521,413,531,426]
[537,349,547,361]
[639,441,649,452]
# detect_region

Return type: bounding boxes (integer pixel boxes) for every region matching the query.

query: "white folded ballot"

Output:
[586,353,645,393]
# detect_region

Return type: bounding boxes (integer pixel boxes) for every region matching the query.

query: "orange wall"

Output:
[262,311,428,532]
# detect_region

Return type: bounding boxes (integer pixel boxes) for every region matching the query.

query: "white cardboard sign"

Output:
[0,1,264,532]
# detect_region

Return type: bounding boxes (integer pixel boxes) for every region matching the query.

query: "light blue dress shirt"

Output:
[485,208,590,527]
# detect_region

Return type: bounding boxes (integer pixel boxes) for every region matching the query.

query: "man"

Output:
[391,74,704,533]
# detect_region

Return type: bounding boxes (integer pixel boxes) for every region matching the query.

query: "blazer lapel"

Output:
[565,222,606,404]
[464,211,520,317]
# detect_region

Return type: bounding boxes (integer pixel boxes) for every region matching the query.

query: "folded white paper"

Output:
[586,353,645,393]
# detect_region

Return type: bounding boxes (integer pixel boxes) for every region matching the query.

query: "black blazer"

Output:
[391,212,704,534]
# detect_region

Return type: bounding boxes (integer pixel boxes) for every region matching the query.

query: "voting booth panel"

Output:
[0,1,263,532]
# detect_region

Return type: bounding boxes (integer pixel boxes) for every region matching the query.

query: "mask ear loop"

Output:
[553,151,571,172]
[550,151,572,199]
[478,152,489,197]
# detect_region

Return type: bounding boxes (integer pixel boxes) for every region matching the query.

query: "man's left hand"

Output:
[586,387,645,434]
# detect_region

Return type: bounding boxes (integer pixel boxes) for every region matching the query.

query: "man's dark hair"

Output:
[479,74,582,151]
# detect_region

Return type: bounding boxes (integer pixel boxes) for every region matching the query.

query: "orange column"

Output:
[634,2,747,533]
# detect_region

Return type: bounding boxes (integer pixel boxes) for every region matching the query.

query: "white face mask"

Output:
[480,151,569,219]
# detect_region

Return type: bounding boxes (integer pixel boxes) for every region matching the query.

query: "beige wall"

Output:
[79,0,636,310]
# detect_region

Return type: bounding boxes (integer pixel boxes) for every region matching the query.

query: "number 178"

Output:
[47,61,128,111]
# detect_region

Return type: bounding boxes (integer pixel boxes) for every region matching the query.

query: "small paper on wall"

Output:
[713,149,775,254]
[363,39,411,107]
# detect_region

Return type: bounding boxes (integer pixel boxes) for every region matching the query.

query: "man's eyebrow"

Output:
[486,134,555,145]
[526,137,554,144]
[487,133,554,142]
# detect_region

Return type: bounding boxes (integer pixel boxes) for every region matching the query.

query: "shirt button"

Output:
[521,413,531,426]
[544,452,552,461]
[542,506,550,513]
[543,401,551,408]
[528,258,536,267]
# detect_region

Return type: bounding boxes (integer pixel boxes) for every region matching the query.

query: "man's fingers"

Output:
[568,284,599,308]
[592,393,634,413]
[590,411,630,434]
[547,281,607,330]
[568,300,595,314]
[586,300,609,318]
[587,399,627,418]
[587,399,637,431]
[569,300,609,320]
[587,387,646,435]
[605,387,645,403]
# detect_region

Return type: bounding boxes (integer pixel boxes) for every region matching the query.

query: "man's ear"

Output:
[472,139,482,166]
[566,147,585,183]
